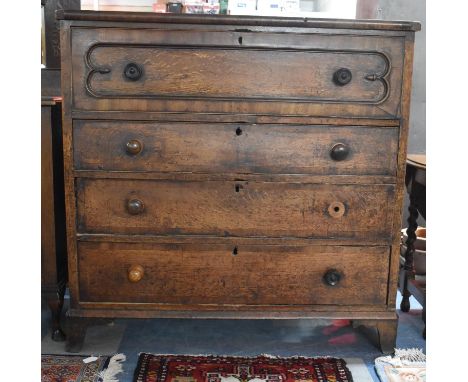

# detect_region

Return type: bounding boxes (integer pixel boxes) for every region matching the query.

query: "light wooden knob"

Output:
[128,265,144,283]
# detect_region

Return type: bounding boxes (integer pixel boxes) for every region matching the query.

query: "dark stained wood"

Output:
[73,121,399,176]
[77,234,391,247]
[41,69,61,98]
[56,10,421,31]
[71,112,401,126]
[85,47,390,102]
[73,172,397,185]
[76,179,395,241]
[354,318,398,354]
[41,101,67,341]
[78,242,389,306]
[65,315,88,353]
[386,33,417,310]
[42,0,80,69]
[69,308,397,319]
[70,27,405,118]
[399,154,426,338]
[42,0,76,340]
[59,12,419,353]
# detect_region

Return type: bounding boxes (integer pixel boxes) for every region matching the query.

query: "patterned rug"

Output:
[41,354,125,382]
[133,354,354,382]
[375,348,426,382]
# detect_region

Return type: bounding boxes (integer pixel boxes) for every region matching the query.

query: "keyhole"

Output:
[232,246,238,256]
[236,127,243,136]
[238,36,243,45]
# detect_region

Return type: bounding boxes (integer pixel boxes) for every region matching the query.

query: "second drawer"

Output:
[73,121,399,176]
[77,178,395,242]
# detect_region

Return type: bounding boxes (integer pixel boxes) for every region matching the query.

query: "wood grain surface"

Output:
[78,241,390,305]
[73,120,399,176]
[70,27,404,117]
[59,12,419,353]
[76,178,395,241]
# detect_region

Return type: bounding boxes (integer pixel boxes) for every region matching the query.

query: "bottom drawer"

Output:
[77,242,389,306]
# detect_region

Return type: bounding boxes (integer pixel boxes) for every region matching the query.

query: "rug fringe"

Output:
[137,352,344,361]
[394,348,426,363]
[375,348,426,367]
[99,353,126,382]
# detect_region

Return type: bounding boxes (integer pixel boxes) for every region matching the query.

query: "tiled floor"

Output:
[42,293,425,382]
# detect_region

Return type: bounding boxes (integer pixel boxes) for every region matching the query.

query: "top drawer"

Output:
[69,27,405,118]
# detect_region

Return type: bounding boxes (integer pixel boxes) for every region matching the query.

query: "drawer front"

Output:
[71,27,404,118]
[76,179,395,242]
[74,121,399,176]
[78,242,389,305]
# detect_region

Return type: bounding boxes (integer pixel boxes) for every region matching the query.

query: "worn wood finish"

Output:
[42,0,80,68]
[60,12,420,353]
[71,112,401,126]
[74,121,399,176]
[41,99,67,342]
[86,46,390,101]
[353,318,398,355]
[41,69,61,98]
[399,154,426,338]
[78,242,389,305]
[76,179,395,240]
[71,27,405,118]
[386,34,417,311]
[57,10,421,31]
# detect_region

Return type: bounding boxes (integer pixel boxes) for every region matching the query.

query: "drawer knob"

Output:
[127,199,145,215]
[128,265,144,283]
[330,143,350,161]
[333,68,352,86]
[126,139,143,155]
[328,201,345,218]
[124,63,143,81]
[324,269,342,286]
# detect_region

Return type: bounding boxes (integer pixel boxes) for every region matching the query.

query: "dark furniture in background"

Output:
[41,70,67,341]
[399,154,426,338]
[41,0,79,341]
[58,11,420,353]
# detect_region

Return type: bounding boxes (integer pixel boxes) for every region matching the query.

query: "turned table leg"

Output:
[45,283,66,342]
[400,193,419,312]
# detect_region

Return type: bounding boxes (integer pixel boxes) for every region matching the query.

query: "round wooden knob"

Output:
[126,139,142,155]
[328,201,346,218]
[124,63,143,81]
[127,199,144,215]
[128,265,144,283]
[323,269,342,286]
[333,68,352,86]
[330,143,350,161]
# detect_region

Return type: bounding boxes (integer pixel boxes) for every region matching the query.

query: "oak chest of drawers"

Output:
[59,10,420,353]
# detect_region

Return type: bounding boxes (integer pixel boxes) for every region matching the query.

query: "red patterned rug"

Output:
[41,355,109,382]
[41,354,125,382]
[133,354,354,382]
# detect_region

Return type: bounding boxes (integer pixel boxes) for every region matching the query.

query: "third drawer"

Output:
[77,178,395,242]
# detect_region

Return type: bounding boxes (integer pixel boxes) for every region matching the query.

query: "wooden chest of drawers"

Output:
[59,11,420,353]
